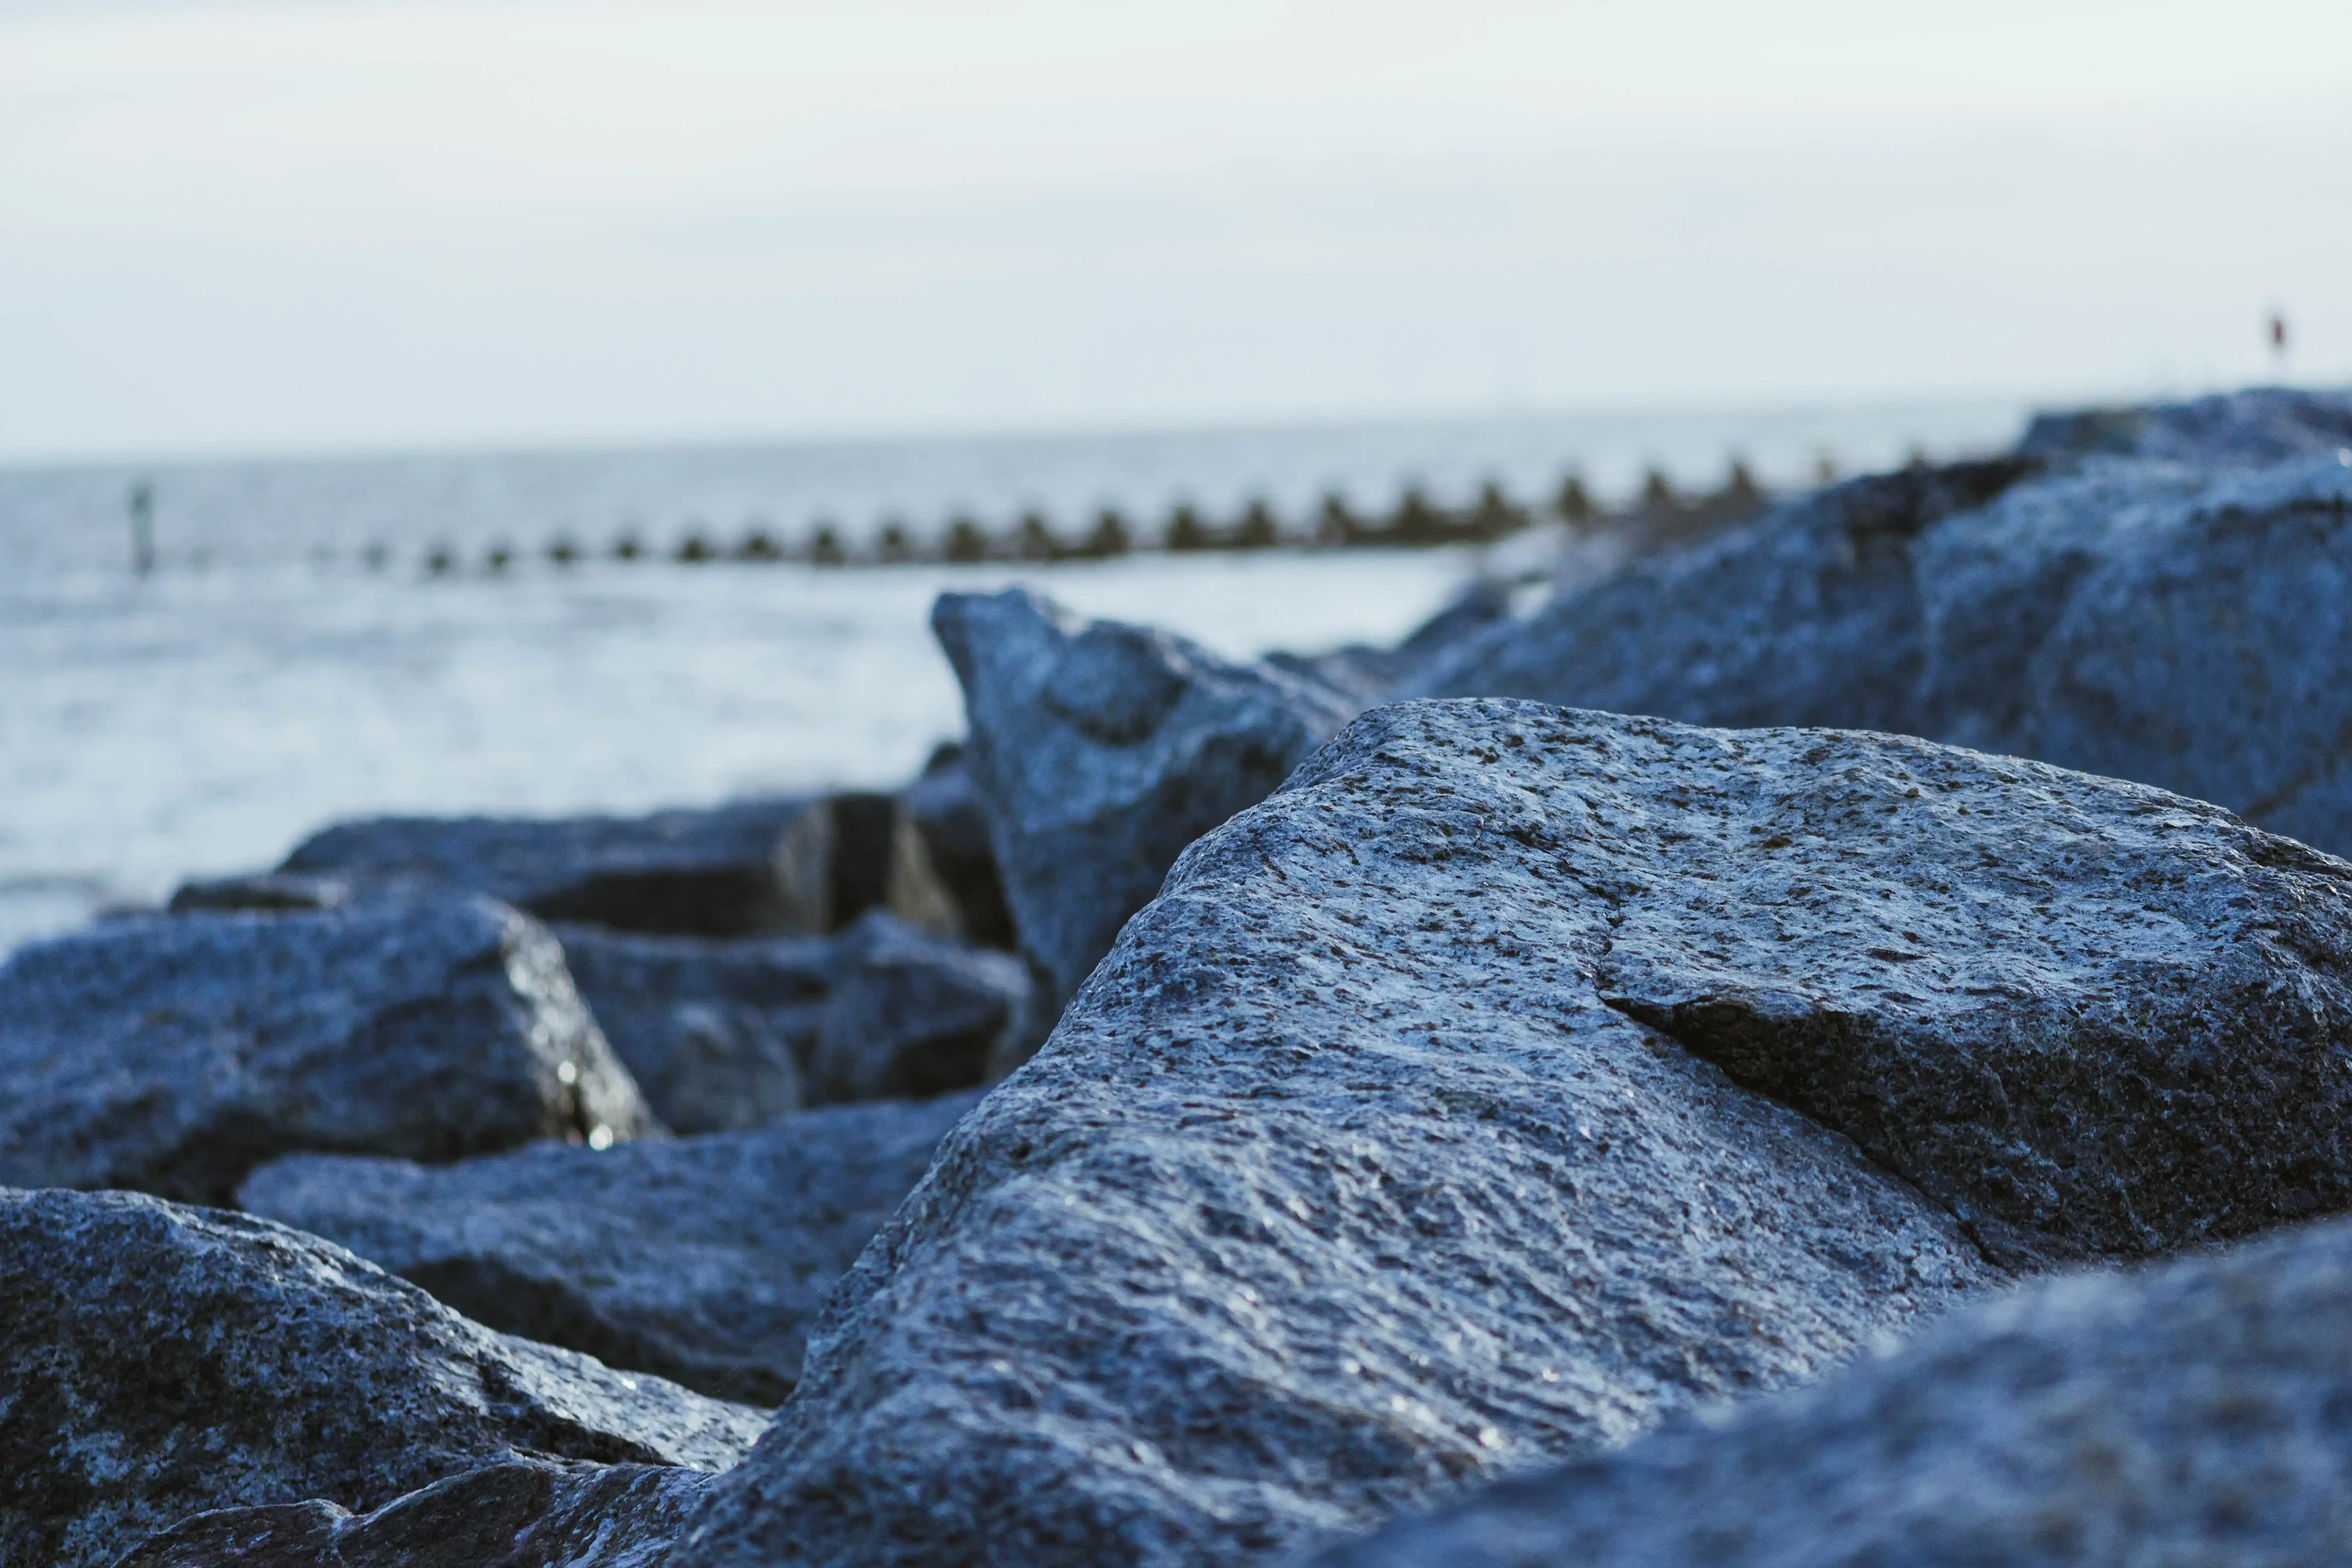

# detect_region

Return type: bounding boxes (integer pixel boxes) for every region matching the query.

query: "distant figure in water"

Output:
[2270,311,2291,369]
[129,481,155,575]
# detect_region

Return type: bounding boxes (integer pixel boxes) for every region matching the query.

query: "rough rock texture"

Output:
[1403,458,2038,731]
[2016,384,2352,464]
[933,586,1354,1008]
[117,1461,708,1568]
[1305,1209,2352,1568]
[239,1093,979,1406]
[0,1189,763,1568]
[554,913,1028,1129]
[677,702,2060,1568]
[278,798,817,937]
[0,898,654,1204]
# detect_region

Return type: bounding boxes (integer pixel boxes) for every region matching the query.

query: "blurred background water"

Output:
[0,395,2028,956]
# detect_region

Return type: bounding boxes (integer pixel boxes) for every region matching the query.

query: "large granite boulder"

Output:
[277,794,883,938]
[1307,1207,2352,1568]
[0,898,654,1204]
[120,1460,707,1568]
[679,700,2352,1568]
[0,1188,762,1568]
[684,702,2094,1568]
[239,1092,980,1406]
[932,587,1353,1009]
[554,913,1028,1130]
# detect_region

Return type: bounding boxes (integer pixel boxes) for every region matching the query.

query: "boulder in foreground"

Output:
[681,699,2352,1567]
[1307,1208,2352,1568]
[240,1091,980,1406]
[932,586,1352,1011]
[0,1188,762,1568]
[0,897,654,1204]
[679,701,2060,1568]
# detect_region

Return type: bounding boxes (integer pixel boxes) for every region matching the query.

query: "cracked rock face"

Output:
[0,898,654,1204]
[1307,1208,2352,1568]
[677,702,2034,1568]
[239,1092,981,1406]
[0,1189,763,1568]
[932,586,1355,1009]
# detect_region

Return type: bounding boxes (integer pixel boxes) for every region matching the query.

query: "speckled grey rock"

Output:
[0,898,655,1204]
[554,914,1028,1128]
[2016,384,2352,465]
[278,798,817,937]
[1304,1209,2352,1568]
[933,586,1354,1009]
[117,1460,708,1568]
[0,1188,763,1568]
[1403,458,2035,731]
[677,702,2033,1568]
[238,1093,979,1406]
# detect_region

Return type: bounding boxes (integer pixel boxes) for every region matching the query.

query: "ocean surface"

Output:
[0,397,2037,956]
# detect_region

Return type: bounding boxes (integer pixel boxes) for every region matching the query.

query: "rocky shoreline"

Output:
[9,385,2352,1566]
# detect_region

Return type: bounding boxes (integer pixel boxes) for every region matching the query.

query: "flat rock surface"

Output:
[118,1460,710,1568]
[0,897,654,1204]
[241,1093,980,1406]
[0,1189,763,1568]
[933,586,1354,1009]
[1307,1209,2352,1568]
[677,702,2029,1568]
[279,798,813,937]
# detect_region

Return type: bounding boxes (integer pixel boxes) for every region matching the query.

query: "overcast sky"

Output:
[1,0,2346,461]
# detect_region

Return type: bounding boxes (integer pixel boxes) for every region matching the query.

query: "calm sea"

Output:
[0,397,2035,956]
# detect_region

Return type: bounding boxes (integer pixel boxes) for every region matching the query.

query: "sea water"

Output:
[0,397,2037,956]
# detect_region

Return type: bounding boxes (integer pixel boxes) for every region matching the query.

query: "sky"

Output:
[0,0,2347,461]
